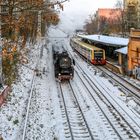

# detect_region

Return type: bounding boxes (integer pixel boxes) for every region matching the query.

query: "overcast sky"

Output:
[57,0,122,34]
[63,0,119,14]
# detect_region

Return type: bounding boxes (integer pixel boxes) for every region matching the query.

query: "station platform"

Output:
[77,34,128,75]
[106,61,123,74]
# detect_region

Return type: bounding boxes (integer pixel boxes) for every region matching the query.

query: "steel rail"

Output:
[74,69,123,140]
[59,83,74,140]
[68,81,94,140]
[75,64,140,139]
[22,43,42,140]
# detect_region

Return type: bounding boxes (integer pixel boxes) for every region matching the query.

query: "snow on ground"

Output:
[23,41,64,140]
[0,28,68,140]
[0,43,38,139]
[0,26,140,140]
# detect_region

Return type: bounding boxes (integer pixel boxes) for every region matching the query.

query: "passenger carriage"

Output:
[70,37,106,65]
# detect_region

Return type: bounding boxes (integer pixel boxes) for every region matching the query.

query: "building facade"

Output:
[96,8,122,34]
[128,28,140,79]
[114,28,140,79]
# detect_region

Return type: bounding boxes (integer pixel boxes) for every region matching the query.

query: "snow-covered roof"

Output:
[77,34,129,47]
[115,47,128,55]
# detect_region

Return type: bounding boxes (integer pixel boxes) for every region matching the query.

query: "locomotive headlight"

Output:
[58,73,61,76]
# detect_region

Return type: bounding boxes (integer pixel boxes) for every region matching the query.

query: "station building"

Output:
[77,30,140,80]
[77,34,128,62]
[116,29,140,79]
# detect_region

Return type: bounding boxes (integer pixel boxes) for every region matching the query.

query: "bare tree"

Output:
[115,0,139,36]
[114,0,127,36]
[84,14,98,34]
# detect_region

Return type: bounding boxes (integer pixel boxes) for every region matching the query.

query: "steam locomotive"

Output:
[53,48,75,81]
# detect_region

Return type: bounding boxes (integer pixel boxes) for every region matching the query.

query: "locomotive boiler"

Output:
[53,49,74,81]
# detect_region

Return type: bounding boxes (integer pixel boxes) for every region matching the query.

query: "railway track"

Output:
[57,81,94,140]
[104,65,140,90]
[72,48,140,97]
[22,70,37,140]
[98,66,140,98]
[71,49,140,111]
[74,63,140,140]
[21,43,44,140]
[94,65,140,114]
[54,41,140,139]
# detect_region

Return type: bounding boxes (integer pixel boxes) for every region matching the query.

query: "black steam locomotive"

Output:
[53,49,75,81]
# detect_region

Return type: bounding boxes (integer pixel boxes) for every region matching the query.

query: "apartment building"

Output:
[96,8,122,34]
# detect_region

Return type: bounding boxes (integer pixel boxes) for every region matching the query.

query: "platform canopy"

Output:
[115,47,127,55]
[77,34,129,47]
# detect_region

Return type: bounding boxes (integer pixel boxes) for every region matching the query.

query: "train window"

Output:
[94,50,103,52]
[94,53,103,59]
[94,50,103,59]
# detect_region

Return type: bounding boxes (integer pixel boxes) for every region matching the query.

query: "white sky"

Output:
[58,0,122,33]
[63,0,119,14]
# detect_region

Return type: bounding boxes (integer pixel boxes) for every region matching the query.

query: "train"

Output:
[53,48,75,81]
[70,37,106,65]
